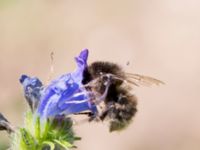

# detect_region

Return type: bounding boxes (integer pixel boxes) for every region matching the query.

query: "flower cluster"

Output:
[20,49,97,119]
[0,49,98,150]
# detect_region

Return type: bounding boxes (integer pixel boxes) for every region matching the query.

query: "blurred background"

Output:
[0,0,199,149]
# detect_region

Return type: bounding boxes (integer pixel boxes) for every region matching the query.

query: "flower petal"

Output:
[72,49,89,85]
[20,75,43,111]
[37,75,80,117]
[21,49,95,119]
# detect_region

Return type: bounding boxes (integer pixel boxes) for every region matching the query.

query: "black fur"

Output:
[82,61,137,131]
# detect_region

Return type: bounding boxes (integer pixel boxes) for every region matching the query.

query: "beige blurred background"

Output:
[0,0,200,149]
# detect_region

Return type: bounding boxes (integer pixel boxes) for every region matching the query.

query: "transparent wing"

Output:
[81,72,164,88]
[125,73,164,87]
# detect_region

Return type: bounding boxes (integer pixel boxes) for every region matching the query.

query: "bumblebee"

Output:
[81,61,164,132]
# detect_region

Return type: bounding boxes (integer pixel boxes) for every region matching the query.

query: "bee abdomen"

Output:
[107,94,137,132]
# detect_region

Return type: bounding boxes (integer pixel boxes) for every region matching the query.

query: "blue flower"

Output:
[20,49,97,119]
[20,75,43,111]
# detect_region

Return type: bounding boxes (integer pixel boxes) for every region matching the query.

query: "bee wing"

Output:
[125,73,164,87]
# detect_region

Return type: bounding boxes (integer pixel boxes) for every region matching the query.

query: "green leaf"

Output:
[74,137,81,141]
[42,141,55,150]
[20,128,36,149]
[42,119,51,140]
[54,139,73,149]
[35,117,41,139]
[24,111,34,134]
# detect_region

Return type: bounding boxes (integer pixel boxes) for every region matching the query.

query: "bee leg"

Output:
[73,112,98,122]
[74,112,94,116]
[99,101,115,121]
[100,110,108,121]
[88,115,101,122]
[95,77,111,105]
